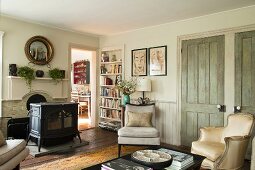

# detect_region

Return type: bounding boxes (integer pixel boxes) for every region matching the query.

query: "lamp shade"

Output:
[136,78,151,92]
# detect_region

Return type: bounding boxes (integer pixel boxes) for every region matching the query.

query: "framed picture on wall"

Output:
[131,48,147,76]
[148,45,167,76]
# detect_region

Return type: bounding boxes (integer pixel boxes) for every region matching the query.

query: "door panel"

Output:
[181,35,225,146]
[235,30,255,158]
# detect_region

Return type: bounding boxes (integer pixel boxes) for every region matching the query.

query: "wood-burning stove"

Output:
[27,102,81,152]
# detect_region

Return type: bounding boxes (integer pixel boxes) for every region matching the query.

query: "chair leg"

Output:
[118,144,121,158]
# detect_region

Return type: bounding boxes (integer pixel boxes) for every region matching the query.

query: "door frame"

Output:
[68,43,99,127]
[0,31,4,117]
[176,24,255,145]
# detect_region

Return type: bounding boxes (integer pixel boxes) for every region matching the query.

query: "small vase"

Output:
[9,64,17,76]
[36,70,44,77]
[123,95,130,105]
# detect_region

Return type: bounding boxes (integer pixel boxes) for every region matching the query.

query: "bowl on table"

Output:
[131,150,173,170]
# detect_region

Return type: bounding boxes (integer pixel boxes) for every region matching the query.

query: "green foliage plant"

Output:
[17,66,35,90]
[48,68,64,83]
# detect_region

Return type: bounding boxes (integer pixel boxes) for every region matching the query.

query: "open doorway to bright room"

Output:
[70,48,96,130]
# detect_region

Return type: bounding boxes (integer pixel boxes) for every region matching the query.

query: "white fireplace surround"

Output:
[7,76,69,100]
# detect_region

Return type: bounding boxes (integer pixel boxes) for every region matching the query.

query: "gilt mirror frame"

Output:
[25,36,54,65]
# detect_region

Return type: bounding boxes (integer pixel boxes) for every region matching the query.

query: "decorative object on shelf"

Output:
[17,66,35,90]
[101,52,109,62]
[25,36,54,65]
[35,70,44,77]
[136,78,152,104]
[111,54,117,62]
[48,68,65,83]
[148,45,167,76]
[131,150,172,170]
[100,65,107,74]
[132,48,147,76]
[117,77,137,105]
[9,64,17,76]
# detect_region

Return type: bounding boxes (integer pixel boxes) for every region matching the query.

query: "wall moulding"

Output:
[6,76,69,100]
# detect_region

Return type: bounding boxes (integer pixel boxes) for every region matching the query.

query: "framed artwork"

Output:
[149,45,167,76]
[131,48,147,76]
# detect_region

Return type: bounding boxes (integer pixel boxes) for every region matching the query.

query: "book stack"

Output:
[101,158,152,170]
[158,148,194,170]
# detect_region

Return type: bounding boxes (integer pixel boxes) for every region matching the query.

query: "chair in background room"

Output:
[71,91,79,103]
[78,95,90,119]
[118,103,160,157]
[191,113,254,170]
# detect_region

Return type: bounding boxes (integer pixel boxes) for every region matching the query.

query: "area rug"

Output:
[21,145,145,170]
[27,138,89,157]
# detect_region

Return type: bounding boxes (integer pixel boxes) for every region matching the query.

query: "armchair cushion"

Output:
[0,131,6,147]
[192,141,225,161]
[126,111,152,127]
[0,139,27,166]
[118,127,159,138]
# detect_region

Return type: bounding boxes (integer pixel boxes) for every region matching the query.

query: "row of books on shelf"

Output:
[100,98,121,109]
[99,108,121,119]
[100,87,120,98]
[101,148,194,170]
[100,64,122,74]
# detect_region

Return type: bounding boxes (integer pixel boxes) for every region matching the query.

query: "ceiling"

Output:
[1,0,255,36]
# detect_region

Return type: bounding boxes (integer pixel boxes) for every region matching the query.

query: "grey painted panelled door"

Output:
[235,30,255,158]
[181,35,225,146]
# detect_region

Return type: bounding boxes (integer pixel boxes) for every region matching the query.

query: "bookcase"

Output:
[73,60,90,84]
[99,46,124,131]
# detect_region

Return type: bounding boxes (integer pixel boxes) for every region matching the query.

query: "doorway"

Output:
[70,47,96,130]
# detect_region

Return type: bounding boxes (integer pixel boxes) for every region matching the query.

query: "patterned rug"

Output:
[21,145,145,170]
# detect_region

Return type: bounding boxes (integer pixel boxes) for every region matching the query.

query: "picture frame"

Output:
[148,45,167,76]
[131,48,147,76]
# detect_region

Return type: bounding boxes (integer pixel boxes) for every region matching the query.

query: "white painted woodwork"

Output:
[155,101,179,145]
[0,31,4,116]
[7,76,69,100]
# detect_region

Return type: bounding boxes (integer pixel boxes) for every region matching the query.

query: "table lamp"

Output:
[136,78,151,104]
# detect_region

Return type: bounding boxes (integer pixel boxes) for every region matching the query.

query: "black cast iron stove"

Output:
[27,102,81,152]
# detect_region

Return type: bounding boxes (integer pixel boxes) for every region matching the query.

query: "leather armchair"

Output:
[118,104,160,157]
[191,113,254,170]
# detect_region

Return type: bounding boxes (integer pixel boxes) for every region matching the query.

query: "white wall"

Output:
[100,6,255,102]
[0,16,99,100]
[100,6,255,145]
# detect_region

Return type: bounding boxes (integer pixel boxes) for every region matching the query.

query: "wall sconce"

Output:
[136,78,151,104]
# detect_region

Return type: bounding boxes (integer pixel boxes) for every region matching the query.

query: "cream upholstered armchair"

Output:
[191,113,254,170]
[118,104,160,157]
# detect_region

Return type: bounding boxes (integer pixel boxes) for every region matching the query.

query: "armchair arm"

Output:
[216,136,250,170]
[199,127,224,142]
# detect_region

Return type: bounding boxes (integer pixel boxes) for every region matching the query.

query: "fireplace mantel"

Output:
[7,76,69,100]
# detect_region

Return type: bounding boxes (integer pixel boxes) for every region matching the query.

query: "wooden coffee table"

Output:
[84,146,205,170]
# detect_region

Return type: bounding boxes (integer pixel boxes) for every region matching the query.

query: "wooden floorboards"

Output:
[21,127,251,169]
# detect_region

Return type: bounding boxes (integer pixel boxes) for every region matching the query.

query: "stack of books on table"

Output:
[158,148,194,170]
[101,158,152,170]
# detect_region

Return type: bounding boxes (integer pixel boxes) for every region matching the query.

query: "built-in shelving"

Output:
[99,45,124,131]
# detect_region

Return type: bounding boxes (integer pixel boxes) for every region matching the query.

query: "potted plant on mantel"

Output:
[17,66,35,90]
[48,68,65,84]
